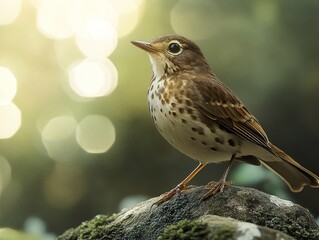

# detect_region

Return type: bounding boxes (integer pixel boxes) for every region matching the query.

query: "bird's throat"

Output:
[148,54,165,80]
[148,54,179,80]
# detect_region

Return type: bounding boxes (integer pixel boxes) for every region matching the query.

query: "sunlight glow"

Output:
[110,0,144,37]
[116,9,140,38]
[0,103,21,139]
[34,0,145,101]
[0,0,21,25]
[68,58,118,97]
[76,115,115,154]
[68,0,118,33]
[69,0,118,57]
[111,0,143,14]
[35,0,144,41]
[41,116,76,141]
[36,0,76,39]
[75,18,118,58]
[41,116,78,161]
[0,67,17,105]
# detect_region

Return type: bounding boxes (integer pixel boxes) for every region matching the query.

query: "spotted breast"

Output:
[147,75,242,164]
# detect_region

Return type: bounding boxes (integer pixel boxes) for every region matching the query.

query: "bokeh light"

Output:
[75,18,118,58]
[116,8,140,38]
[68,58,118,98]
[0,67,17,105]
[24,216,56,240]
[76,115,115,154]
[70,0,118,58]
[110,0,144,14]
[0,103,21,139]
[36,0,76,39]
[41,116,78,161]
[68,0,118,33]
[0,155,12,196]
[111,0,144,37]
[0,0,21,25]
[118,195,148,211]
[35,0,144,53]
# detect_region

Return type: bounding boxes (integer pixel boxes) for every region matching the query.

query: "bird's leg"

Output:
[155,162,207,205]
[201,153,236,200]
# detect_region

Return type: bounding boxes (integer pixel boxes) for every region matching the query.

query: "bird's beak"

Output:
[131,40,159,53]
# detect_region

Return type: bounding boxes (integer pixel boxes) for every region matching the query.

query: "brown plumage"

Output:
[194,75,319,192]
[131,34,319,203]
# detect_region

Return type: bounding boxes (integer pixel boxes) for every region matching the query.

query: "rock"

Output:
[58,185,319,240]
[158,215,294,240]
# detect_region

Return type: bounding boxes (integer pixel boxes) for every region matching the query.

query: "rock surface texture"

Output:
[58,185,319,240]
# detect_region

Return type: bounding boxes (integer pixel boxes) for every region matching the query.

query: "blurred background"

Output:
[0,0,319,238]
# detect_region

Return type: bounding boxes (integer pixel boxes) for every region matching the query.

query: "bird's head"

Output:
[131,34,210,79]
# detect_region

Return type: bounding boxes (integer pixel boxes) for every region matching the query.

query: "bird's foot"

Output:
[154,184,194,205]
[201,180,234,200]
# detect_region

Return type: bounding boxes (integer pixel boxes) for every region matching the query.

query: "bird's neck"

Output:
[148,54,179,81]
[149,54,165,79]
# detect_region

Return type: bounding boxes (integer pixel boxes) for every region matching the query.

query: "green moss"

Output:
[208,226,235,240]
[157,219,235,240]
[157,219,209,240]
[266,216,319,240]
[58,214,122,240]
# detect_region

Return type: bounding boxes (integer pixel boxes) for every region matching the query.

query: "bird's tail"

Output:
[260,142,319,192]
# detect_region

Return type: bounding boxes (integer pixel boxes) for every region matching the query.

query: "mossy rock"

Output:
[157,219,212,240]
[58,185,319,240]
[158,216,295,240]
[58,215,121,240]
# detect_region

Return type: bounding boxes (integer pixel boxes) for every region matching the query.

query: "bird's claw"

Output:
[201,180,234,200]
[153,184,194,205]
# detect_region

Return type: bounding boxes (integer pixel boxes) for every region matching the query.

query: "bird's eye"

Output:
[168,42,182,55]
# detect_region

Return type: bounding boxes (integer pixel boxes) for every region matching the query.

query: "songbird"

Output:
[131,34,319,204]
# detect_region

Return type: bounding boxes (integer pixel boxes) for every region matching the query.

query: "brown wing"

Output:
[192,76,272,152]
[191,76,319,190]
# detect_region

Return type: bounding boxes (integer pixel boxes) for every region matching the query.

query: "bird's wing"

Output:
[193,77,271,151]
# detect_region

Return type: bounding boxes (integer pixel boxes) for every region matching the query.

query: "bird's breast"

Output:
[147,76,241,163]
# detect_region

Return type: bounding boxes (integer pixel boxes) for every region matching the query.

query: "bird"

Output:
[131,34,319,204]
